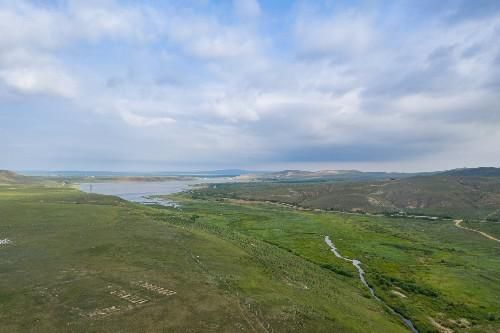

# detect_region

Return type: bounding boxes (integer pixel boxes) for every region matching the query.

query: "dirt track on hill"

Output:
[454,220,500,242]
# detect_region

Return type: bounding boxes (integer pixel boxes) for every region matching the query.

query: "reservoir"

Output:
[80,177,233,206]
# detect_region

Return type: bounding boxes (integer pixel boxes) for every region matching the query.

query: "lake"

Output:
[80,178,233,206]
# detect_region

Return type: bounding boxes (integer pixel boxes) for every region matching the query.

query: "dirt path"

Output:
[453,220,500,242]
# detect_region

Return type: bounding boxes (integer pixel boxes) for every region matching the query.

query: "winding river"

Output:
[325,236,418,333]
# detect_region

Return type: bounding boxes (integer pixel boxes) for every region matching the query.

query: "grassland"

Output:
[0,184,409,333]
[162,189,500,333]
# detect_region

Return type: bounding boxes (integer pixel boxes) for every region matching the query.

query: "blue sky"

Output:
[1,0,500,171]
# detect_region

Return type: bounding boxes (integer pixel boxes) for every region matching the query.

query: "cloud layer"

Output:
[1,0,500,171]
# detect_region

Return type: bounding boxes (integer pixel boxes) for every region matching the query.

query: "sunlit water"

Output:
[80,178,233,207]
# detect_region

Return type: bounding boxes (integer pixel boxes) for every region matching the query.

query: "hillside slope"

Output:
[240,169,424,182]
[0,170,30,184]
[200,169,500,220]
[440,167,500,177]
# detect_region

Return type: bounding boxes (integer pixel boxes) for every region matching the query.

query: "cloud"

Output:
[163,13,261,60]
[0,66,77,98]
[233,0,261,18]
[120,111,175,127]
[1,0,499,171]
[0,1,158,51]
[294,10,377,59]
[68,5,149,42]
[0,0,163,99]
[0,2,68,51]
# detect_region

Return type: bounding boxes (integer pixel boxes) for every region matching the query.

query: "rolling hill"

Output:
[238,169,431,183]
[200,168,500,220]
[440,167,500,177]
[0,170,30,184]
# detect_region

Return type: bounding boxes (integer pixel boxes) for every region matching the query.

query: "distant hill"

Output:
[202,167,500,220]
[0,170,30,184]
[440,167,500,177]
[241,169,426,182]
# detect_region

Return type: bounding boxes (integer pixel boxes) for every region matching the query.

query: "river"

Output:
[325,236,418,333]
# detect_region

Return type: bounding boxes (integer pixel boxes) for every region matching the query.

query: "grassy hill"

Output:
[199,168,500,220]
[440,167,500,177]
[239,169,426,183]
[0,170,30,184]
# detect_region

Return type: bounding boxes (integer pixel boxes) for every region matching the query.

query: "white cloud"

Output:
[295,11,377,57]
[120,111,175,127]
[68,1,160,42]
[1,1,499,170]
[163,14,260,60]
[0,67,77,98]
[0,2,68,50]
[0,1,164,99]
[0,1,158,51]
[202,89,261,122]
[233,0,261,18]
[392,92,495,116]
[190,34,256,59]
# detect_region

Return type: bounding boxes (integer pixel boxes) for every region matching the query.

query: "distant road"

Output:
[454,220,500,242]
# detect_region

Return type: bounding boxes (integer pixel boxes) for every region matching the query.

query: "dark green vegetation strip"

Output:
[164,189,500,333]
[0,185,408,333]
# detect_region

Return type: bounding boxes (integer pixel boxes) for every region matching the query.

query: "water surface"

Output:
[80,178,232,206]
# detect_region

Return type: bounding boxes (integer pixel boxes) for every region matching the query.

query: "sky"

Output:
[1,0,500,172]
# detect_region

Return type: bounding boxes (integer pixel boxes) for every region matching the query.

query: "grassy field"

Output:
[0,184,409,333]
[163,190,500,333]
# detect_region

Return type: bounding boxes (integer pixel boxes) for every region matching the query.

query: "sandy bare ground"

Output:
[86,306,121,319]
[109,289,149,304]
[454,220,500,242]
[0,238,12,245]
[134,281,176,296]
[391,290,407,298]
[428,317,454,333]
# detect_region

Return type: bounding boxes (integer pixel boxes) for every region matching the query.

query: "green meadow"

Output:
[163,190,500,333]
[0,184,408,333]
